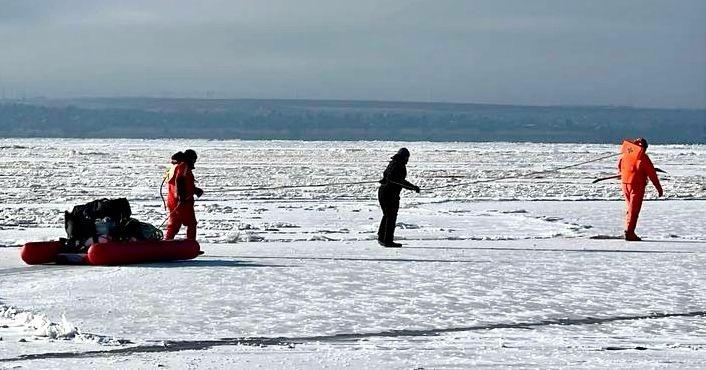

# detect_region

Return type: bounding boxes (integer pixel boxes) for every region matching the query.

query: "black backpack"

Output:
[64,198,132,251]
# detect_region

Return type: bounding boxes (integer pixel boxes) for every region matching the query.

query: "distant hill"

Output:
[0,97,704,143]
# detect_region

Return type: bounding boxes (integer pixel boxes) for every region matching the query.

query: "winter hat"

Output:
[392,147,410,160]
[184,149,198,162]
[171,151,185,164]
[634,138,648,149]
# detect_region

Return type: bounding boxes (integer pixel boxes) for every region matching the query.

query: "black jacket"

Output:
[379,159,416,196]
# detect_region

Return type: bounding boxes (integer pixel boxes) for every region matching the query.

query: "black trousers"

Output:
[377,188,400,243]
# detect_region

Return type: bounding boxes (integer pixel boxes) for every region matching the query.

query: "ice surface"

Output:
[0,139,704,368]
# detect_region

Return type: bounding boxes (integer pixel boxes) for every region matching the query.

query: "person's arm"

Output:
[642,155,663,196]
[388,163,420,192]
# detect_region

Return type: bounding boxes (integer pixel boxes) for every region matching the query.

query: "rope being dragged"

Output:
[192,152,620,195]
[422,152,620,191]
[215,180,381,193]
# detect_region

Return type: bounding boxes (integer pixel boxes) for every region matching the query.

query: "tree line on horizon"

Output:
[0,99,703,143]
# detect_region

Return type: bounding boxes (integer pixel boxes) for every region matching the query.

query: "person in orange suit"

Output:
[618,138,663,241]
[161,151,184,210]
[165,149,203,240]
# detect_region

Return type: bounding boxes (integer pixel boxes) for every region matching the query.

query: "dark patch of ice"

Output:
[589,235,623,240]
[0,145,28,149]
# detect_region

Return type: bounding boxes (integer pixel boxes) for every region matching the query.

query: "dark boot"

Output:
[381,241,402,248]
[624,231,642,241]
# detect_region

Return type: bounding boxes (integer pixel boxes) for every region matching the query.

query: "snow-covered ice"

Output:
[0,139,704,368]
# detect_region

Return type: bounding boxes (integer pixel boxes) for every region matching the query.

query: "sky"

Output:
[0,0,704,108]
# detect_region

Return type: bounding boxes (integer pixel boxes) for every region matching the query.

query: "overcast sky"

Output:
[0,0,704,108]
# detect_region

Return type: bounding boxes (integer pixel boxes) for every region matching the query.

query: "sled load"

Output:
[21,198,200,265]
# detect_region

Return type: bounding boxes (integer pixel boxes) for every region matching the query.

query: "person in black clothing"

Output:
[377,148,420,248]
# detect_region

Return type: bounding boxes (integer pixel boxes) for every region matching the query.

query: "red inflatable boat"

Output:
[21,240,201,266]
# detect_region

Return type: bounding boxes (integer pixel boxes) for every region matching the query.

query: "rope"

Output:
[161,152,619,202]
[158,201,184,229]
[159,178,167,210]
[422,152,620,191]
[215,180,381,193]
[158,209,175,229]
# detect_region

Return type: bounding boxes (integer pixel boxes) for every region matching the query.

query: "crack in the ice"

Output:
[3,311,705,362]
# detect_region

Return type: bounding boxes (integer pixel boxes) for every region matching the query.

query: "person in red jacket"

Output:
[618,138,663,241]
[165,149,203,240]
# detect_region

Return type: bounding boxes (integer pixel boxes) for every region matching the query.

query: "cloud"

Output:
[0,0,704,108]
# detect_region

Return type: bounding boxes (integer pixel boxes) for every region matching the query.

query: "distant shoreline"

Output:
[1,136,704,145]
[3,96,705,111]
[1,98,704,144]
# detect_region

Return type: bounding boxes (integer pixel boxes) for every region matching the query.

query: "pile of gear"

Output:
[62,198,163,252]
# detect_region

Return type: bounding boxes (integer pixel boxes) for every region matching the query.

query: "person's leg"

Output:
[621,183,632,232]
[164,209,182,240]
[627,185,645,234]
[383,198,400,244]
[377,188,387,242]
[182,205,198,240]
[186,224,197,240]
[378,214,387,242]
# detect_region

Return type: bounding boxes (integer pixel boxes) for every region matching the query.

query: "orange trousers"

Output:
[165,204,197,240]
[621,183,645,233]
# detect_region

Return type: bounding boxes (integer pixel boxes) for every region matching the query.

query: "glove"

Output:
[412,185,421,193]
[195,187,204,197]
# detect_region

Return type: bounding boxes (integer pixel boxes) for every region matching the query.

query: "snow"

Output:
[1,139,705,368]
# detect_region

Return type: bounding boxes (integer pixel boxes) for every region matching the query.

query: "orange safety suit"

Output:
[165,162,197,240]
[618,141,663,233]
